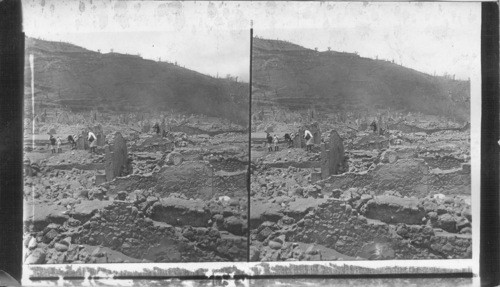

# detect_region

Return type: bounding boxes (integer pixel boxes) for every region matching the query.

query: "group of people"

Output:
[265,129,314,152]
[152,122,169,137]
[266,133,280,152]
[48,135,62,154]
[49,130,98,154]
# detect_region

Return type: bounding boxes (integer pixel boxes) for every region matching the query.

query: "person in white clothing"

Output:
[304,130,313,152]
[88,131,97,154]
[56,137,62,153]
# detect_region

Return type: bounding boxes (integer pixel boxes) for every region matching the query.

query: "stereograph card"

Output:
[20,1,483,285]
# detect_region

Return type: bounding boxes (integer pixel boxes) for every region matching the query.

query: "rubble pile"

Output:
[24,114,249,264]
[251,114,471,261]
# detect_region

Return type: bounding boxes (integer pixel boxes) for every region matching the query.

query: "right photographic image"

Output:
[249,2,480,262]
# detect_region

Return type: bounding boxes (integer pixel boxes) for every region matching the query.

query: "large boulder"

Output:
[250,200,283,228]
[435,213,459,233]
[166,151,183,166]
[223,216,246,236]
[361,195,426,225]
[381,150,398,163]
[24,203,68,232]
[149,197,211,227]
[70,200,114,222]
[285,197,328,219]
[25,249,46,264]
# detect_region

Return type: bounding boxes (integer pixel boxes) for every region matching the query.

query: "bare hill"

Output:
[24,37,249,125]
[252,38,470,121]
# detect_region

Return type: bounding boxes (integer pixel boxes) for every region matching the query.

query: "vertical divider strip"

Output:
[247,25,253,262]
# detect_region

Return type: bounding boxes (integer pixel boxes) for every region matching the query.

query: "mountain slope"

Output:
[252,38,470,121]
[24,37,248,125]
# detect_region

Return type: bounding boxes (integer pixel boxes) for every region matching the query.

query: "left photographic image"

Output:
[22,1,250,264]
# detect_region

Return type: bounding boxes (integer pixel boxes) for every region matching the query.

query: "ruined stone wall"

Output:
[287,199,471,259]
[170,125,205,135]
[209,158,247,172]
[320,130,345,178]
[181,228,247,262]
[105,132,128,182]
[154,162,213,200]
[103,174,157,195]
[73,201,222,262]
[213,171,247,198]
[319,159,470,197]
[76,131,89,150]
[148,198,211,227]
[130,136,175,153]
[104,161,246,200]
[351,134,390,150]
[395,224,471,259]
[75,201,175,259]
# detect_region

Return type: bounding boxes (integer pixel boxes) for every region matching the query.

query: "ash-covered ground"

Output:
[23,110,248,264]
[250,111,471,261]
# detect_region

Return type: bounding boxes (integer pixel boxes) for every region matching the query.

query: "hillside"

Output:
[24,37,249,125]
[252,38,470,121]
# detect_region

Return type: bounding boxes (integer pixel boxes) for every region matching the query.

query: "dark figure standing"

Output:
[370,120,377,133]
[49,135,56,154]
[284,133,292,148]
[153,123,160,135]
[67,135,76,149]
[266,132,273,152]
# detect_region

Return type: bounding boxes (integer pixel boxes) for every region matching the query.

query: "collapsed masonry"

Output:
[76,130,88,150]
[93,124,106,147]
[307,130,347,182]
[104,132,131,182]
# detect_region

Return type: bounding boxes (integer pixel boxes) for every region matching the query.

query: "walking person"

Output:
[49,134,56,154]
[88,131,97,154]
[304,130,313,152]
[273,134,279,151]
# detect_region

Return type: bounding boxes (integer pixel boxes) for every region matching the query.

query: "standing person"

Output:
[284,133,292,148]
[153,122,160,135]
[88,131,97,154]
[49,134,56,154]
[266,132,273,152]
[67,135,76,149]
[370,120,377,133]
[56,136,62,153]
[304,130,313,152]
[273,134,279,151]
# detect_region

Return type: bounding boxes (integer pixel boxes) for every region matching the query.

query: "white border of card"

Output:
[22,1,481,285]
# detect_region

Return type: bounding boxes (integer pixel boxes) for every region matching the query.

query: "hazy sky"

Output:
[23,1,480,81]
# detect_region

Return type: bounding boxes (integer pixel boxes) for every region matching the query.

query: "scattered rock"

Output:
[25,249,46,264]
[54,242,69,252]
[223,216,245,236]
[268,241,283,250]
[166,152,183,166]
